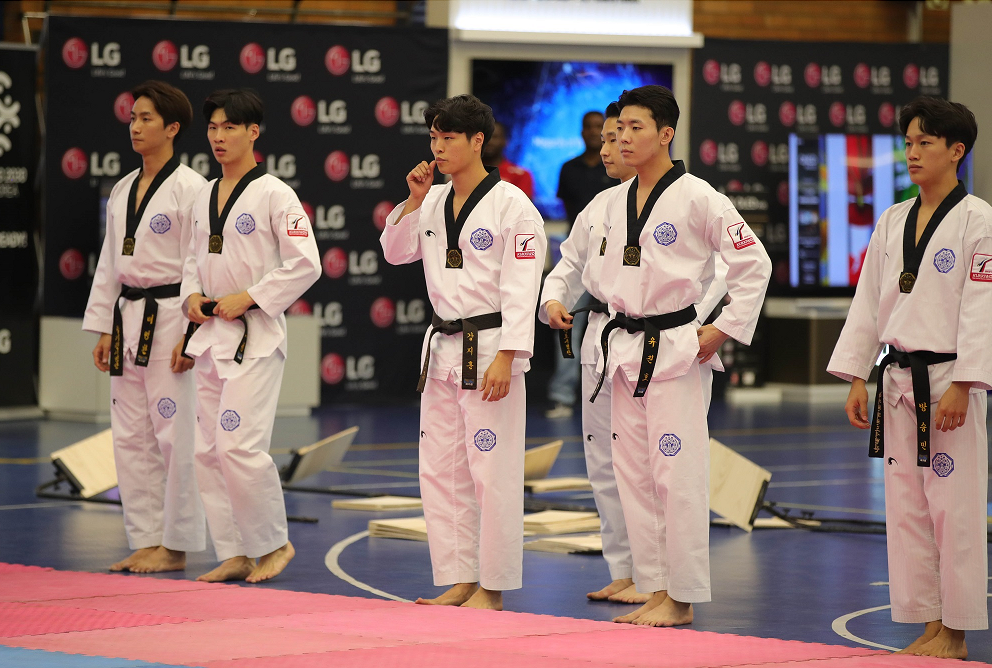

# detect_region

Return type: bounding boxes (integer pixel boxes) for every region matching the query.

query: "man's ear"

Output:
[472,131,485,153]
[248,123,261,142]
[659,126,675,147]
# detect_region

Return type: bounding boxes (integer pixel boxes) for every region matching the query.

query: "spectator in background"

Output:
[556,111,616,226]
[483,121,535,200]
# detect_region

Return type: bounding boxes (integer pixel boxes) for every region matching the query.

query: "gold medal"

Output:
[899,271,916,293]
[208,234,223,254]
[121,237,135,256]
[446,248,463,268]
[623,245,641,266]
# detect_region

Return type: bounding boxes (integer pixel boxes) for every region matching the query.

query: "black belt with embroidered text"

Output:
[109,283,181,376]
[181,300,261,364]
[418,312,502,392]
[558,300,609,359]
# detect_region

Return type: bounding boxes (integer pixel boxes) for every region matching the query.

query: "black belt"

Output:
[590,305,697,402]
[181,300,261,364]
[870,348,957,467]
[558,300,609,359]
[109,283,181,376]
[418,312,502,392]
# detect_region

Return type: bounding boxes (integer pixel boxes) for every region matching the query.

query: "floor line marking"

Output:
[765,502,885,517]
[831,605,898,651]
[0,502,85,511]
[768,477,883,489]
[324,530,411,603]
[324,467,420,479]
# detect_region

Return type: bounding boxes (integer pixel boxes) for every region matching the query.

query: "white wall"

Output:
[950,3,992,201]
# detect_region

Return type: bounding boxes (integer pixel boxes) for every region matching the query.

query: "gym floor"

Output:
[1,398,990,662]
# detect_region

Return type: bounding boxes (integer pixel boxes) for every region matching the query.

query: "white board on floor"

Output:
[50,429,117,498]
[709,437,772,532]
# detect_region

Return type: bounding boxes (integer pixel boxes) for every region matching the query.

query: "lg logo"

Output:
[266,154,296,179]
[60,149,120,179]
[397,299,426,324]
[240,44,296,74]
[326,152,379,181]
[326,46,381,75]
[805,63,841,88]
[114,92,134,123]
[314,204,345,230]
[702,59,741,86]
[754,62,791,87]
[62,39,120,69]
[375,97,427,127]
[349,250,378,276]
[180,152,211,177]
[152,41,210,71]
[314,302,343,327]
[347,355,375,380]
[904,64,939,89]
[854,64,890,89]
[351,154,380,179]
[0,329,10,355]
[699,140,738,167]
[293,97,348,127]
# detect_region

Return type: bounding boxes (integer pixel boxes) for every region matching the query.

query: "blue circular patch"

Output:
[157,398,176,419]
[933,248,955,273]
[474,428,496,452]
[149,213,172,234]
[236,213,256,235]
[931,452,954,477]
[659,433,681,456]
[470,228,494,251]
[653,222,677,246]
[220,409,241,432]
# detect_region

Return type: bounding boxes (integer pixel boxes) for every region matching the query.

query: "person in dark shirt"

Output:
[556,111,616,225]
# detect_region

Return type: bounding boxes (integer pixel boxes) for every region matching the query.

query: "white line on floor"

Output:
[324,530,411,603]
[831,605,898,651]
[0,502,84,511]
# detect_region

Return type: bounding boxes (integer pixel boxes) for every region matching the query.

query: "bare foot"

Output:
[197,556,255,582]
[631,596,693,627]
[895,620,943,655]
[246,542,295,583]
[613,591,666,623]
[607,583,652,604]
[128,547,186,574]
[914,625,967,660]
[461,587,502,610]
[110,547,157,572]
[415,583,479,606]
[588,578,634,601]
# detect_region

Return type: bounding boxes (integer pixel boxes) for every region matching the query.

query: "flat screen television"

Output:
[472,59,674,221]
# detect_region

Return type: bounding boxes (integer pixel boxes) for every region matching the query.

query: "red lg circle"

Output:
[702,59,720,86]
[240,43,265,74]
[59,249,85,280]
[152,40,178,72]
[804,63,821,88]
[751,141,768,167]
[372,201,394,231]
[323,247,348,279]
[62,148,88,179]
[370,297,396,328]
[325,151,350,182]
[291,95,317,127]
[321,353,345,385]
[699,140,717,167]
[728,100,745,126]
[326,45,350,76]
[62,38,88,69]
[115,92,135,124]
[375,97,400,127]
[754,61,771,87]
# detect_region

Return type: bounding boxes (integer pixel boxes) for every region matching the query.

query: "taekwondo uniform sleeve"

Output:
[952,210,992,390]
[539,205,590,324]
[246,189,320,318]
[380,192,437,266]
[82,180,126,335]
[827,226,886,383]
[707,203,772,345]
[498,199,546,357]
[695,253,729,325]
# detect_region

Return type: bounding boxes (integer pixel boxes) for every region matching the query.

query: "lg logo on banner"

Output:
[302,201,348,240]
[0,329,11,355]
[324,151,383,189]
[241,43,300,82]
[375,97,428,134]
[61,148,120,180]
[180,152,211,177]
[325,46,385,83]
[62,38,121,70]
[370,298,426,329]
[291,96,350,134]
[698,140,740,172]
[320,353,377,388]
[322,247,382,286]
[152,41,210,71]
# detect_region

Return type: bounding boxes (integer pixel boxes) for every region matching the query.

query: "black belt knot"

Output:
[589,305,697,402]
[869,348,957,467]
[109,283,181,376]
[418,311,502,392]
[558,300,609,359]
[181,300,261,365]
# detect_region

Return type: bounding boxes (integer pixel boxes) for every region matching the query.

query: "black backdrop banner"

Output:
[690,38,949,295]
[44,16,447,402]
[0,43,38,407]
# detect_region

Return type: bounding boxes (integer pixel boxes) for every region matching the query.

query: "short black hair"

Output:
[899,96,977,166]
[617,85,680,133]
[424,94,495,146]
[131,80,193,141]
[604,101,620,120]
[203,88,264,127]
[582,110,604,125]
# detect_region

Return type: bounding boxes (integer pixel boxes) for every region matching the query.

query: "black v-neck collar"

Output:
[444,167,501,250]
[626,160,686,247]
[209,164,267,239]
[901,181,967,283]
[122,154,181,254]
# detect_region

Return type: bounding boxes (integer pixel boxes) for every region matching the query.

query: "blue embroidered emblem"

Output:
[149,214,171,234]
[659,433,681,456]
[933,248,955,273]
[236,213,256,235]
[220,410,241,431]
[157,398,176,419]
[474,428,496,452]
[653,222,677,246]
[470,228,494,251]
[931,452,954,477]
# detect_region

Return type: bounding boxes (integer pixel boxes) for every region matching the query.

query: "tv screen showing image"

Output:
[472,59,674,221]
[787,133,975,290]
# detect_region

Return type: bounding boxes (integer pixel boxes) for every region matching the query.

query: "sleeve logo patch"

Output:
[287,213,309,237]
[728,222,756,250]
[515,233,537,259]
[970,253,992,282]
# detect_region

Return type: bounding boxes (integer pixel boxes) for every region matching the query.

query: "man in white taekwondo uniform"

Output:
[380,95,546,611]
[540,102,730,606]
[181,89,320,584]
[84,81,206,574]
[828,97,991,660]
[595,86,770,627]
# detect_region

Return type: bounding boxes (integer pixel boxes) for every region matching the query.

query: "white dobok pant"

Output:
[584,361,714,585]
[110,353,205,552]
[419,370,526,591]
[609,361,712,603]
[883,388,989,630]
[193,352,287,561]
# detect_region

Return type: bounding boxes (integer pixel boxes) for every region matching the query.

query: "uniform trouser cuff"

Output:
[607,564,634,580]
[940,615,990,631]
[127,534,164,550]
[891,606,943,625]
[666,587,712,604]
